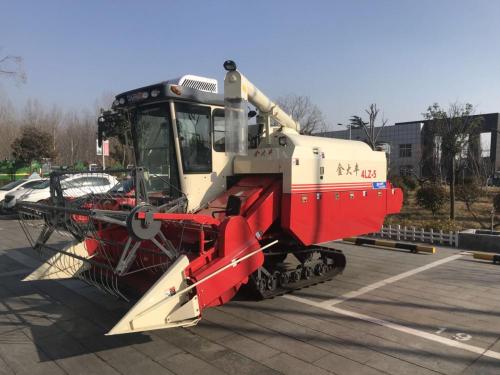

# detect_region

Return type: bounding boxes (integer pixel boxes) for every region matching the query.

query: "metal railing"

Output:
[370,224,459,247]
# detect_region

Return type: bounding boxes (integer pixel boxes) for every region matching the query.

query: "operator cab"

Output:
[98,75,232,212]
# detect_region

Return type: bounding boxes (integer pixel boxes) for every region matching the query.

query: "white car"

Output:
[0,178,46,205]
[5,173,119,210]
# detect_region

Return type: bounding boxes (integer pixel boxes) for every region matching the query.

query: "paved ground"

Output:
[0,217,499,375]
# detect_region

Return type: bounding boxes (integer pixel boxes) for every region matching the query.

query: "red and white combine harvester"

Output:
[17,61,402,335]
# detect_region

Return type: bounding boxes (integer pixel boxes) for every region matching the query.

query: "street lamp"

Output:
[337,123,352,140]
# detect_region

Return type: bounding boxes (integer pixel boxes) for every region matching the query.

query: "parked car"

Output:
[4,173,119,211]
[0,177,47,212]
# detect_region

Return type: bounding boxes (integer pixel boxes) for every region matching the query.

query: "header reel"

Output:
[17,167,188,301]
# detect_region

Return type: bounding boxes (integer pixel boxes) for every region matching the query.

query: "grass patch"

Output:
[385,186,500,231]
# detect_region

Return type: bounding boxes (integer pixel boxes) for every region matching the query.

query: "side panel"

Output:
[282,185,402,246]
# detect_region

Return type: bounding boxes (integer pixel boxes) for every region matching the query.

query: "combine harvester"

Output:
[17,61,403,334]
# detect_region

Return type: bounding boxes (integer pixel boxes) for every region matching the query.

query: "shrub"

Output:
[456,181,482,203]
[416,184,447,216]
[402,175,418,190]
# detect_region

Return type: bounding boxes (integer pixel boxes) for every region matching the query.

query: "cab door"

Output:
[173,103,230,211]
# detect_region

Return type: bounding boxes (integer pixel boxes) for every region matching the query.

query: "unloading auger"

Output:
[17,61,403,334]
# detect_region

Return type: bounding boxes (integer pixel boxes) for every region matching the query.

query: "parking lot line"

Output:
[318,253,464,307]
[284,294,500,361]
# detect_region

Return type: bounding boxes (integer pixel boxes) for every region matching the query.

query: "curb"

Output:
[344,237,436,254]
[473,252,500,264]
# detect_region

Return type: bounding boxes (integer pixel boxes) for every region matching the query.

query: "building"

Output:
[321,113,500,178]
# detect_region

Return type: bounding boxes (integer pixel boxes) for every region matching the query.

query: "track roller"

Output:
[248,246,346,299]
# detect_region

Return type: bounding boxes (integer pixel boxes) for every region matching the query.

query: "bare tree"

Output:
[56,109,99,167]
[0,92,18,159]
[349,104,388,150]
[275,95,326,135]
[94,91,116,114]
[423,102,482,220]
[0,89,117,169]
[0,51,26,83]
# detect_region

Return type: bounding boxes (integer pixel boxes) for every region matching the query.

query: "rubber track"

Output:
[250,247,346,299]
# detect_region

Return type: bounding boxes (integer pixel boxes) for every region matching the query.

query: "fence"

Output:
[370,225,459,247]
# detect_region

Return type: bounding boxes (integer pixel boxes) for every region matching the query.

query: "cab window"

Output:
[176,103,212,173]
[213,109,225,152]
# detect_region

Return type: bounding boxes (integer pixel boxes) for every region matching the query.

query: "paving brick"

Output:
[132,334,185,360]
[217,333,280,362]
[51,317,106,339]
[203,309,275,343]
[186,318,235,341]
[364,353,444,375]
[155,352,224,375]
[461,355,500,375]
[314,353,385,375]
[210,350,279,375]
[35,332,119,374]
[89,342,174,375]
[0,339,65,375]
[156,327,229,362]
[262,334,328,363]
[0,355,14,375]
[262,353,333,375]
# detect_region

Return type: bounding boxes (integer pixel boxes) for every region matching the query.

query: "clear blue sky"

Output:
[1,0,499,128]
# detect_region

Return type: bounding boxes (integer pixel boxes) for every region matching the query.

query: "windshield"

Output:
[110,178,134,193]
[32,180,51,189]
[132,104,180,195]
[1,179,27,190]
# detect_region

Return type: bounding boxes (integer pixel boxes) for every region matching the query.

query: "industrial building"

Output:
[321,113,500,178]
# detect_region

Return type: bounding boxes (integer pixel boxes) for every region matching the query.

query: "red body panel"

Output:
[282,183,403,245]
[188,216,262,309]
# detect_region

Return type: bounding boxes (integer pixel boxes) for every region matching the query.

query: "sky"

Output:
[1,0,500,129]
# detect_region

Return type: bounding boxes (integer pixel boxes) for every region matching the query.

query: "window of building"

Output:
[480,132,491,158]
[399,144,412,158]
[399,165,414,177]
[433,135,442,163]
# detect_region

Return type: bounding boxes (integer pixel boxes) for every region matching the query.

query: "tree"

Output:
[349,104,388,150]
[0,91,18,159]
[423,102,482,220]
[11,126,57,165]
[456,178,487,228]
[416,184,447,216]
[0,51,26,83]
[275,95,326,135]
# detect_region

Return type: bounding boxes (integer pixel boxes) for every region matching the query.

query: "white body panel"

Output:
[182,151,232,212]
[234,132,387,193]
[108,255,200,335]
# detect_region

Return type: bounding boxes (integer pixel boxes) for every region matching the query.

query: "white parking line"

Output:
[318,253,464,307]
[283,294,500,360]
